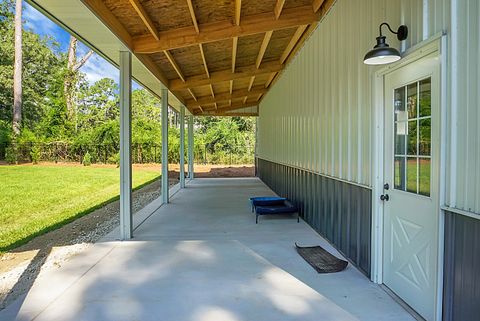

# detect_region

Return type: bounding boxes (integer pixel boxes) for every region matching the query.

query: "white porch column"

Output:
[179,105,185,188]
[161,87,169,203]
[187,115,194,179]
[119,50,132,240]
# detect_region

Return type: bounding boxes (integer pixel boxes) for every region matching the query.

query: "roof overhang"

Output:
[28,0,336,117]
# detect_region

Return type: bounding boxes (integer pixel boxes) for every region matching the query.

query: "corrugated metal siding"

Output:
[257,158,372,276]
[447,1,480,214]
[443,211,480,321]
[257,0,448,187]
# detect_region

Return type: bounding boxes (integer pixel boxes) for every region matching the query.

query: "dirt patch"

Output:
[0,164,254,310]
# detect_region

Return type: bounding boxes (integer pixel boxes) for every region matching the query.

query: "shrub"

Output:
[107,152,120,166]
[83,151,92,166]
[30,145,41,164]
[5,146,18,164]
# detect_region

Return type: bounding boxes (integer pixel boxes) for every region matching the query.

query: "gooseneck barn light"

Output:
[363,23,408,65]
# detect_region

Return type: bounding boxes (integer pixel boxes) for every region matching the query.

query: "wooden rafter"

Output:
[188,88,197,101]
[256,31,273,68]
[128,0,160,41]
[274,0,286,19]
[312,0,326,13]
[248,76,255,91]
[235,0,242,26]
[133,6,319,53]
[186,87,267,108]
[265,72,277,88]
[164,50,185,82]
[170,61,283,90]
[198,43,209,78]
[279,24,308,64]
[82,0,338,117]
[186,0,200,33]
[232,37,238,73]
[209,84,215,98]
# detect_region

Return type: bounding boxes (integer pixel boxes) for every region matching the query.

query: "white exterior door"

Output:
[383,53,440,321]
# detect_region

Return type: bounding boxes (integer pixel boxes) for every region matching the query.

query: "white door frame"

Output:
[371,33,447,321]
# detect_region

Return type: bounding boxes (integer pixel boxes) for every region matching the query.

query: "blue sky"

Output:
[23,1,141,88]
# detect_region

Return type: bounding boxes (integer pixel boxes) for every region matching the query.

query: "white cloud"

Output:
[80,54,119,84]
[23,2,59,36]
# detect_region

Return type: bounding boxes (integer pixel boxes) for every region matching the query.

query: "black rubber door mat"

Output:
[295,243,348,273]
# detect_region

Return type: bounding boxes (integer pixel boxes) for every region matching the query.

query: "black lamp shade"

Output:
[363,36,402,65]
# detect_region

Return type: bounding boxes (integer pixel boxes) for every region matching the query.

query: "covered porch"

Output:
[0,178,414,321]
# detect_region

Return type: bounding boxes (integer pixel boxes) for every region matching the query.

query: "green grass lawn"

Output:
[0,164,160,252]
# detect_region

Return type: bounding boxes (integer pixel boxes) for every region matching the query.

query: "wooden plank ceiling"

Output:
[81,0,335,116]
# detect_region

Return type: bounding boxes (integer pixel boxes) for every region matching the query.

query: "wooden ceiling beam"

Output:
[265,72,277,88]
[164,50,186,82]
[198,43,210,78]
[274,0,286,19]
[279,24,308,64]
[187,88,197,101]
[235,0,242,26]
[133,6,319,53]
[256,31,273,69]
[312,0,325,13]
[128,0,160,41]
[170,61,283,90]
[186,87,267,108]
[186,0,200,33]
[248,76,255,91]
[209,84,215,98]
[232,37,238,73]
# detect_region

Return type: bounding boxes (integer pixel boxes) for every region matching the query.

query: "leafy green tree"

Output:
[77,78,119,130]
[0,0,65,141]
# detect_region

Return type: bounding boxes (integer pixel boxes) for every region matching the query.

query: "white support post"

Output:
[187,115,194,179]
[161,87,169,203]
[179,105,186,188]
[119,50,132,240]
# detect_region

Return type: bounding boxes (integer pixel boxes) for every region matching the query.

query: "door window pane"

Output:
[407,157,417,193]
[392,78,432,197]
[395,157,406,190]
[407,83,417,118]
[407,120,417,155]
[395,87,407,122]
[419,118,431,156]
[419,78,431,117]
[395,122,406,155]
[419,158,431,196]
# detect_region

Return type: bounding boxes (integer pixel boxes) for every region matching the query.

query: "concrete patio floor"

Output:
[1,178,415,321]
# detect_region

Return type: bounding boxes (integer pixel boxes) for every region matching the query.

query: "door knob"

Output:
[380,194,390,201]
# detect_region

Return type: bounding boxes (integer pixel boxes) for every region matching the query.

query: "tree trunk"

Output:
[64,36,93,127]
[12,0,22,137]
[64,36,77,121]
